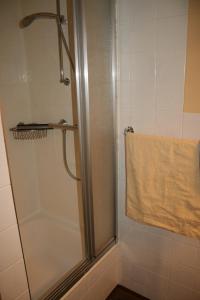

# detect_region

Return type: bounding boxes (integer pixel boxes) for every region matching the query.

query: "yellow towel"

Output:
[126,133,200,238]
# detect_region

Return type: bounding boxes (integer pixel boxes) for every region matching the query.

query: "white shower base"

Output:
[20,212,83,300]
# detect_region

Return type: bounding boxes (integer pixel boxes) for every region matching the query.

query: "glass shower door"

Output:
[0,0,86,299]
[83,0,116,255]
[0,0,117,298]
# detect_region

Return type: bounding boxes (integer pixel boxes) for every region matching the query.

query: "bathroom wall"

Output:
[117,0,200,299]
[0,0,81,227]
[0,113,29,300]
[0,0,41,221]
[0,107,118,300]
[20,0,81,226]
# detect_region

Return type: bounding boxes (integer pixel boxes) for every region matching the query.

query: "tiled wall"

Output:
[0,114,29,300]
[19,0,80,224]
[4,1,200,299]
[0,107,118,299]
[117,0,200,299]
[0,0,40,221]
[0,0,80,226]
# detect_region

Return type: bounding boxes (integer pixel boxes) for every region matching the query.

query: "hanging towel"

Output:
[126,133,200,238]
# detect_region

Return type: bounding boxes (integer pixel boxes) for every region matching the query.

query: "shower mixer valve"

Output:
[10,120,80,181]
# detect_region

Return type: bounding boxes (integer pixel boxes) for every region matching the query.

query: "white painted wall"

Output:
[117,0,200,299]
[0,0,81,225]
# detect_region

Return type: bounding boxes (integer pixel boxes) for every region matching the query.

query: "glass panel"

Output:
[84,0,116,254]
[0,0,85,299]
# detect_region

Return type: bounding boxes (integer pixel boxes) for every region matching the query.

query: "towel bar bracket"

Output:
[124,126,134,135]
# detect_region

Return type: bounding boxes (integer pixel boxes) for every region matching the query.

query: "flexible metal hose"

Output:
[62,129,81,181]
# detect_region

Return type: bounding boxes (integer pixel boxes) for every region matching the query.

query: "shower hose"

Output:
[62,129,81,181]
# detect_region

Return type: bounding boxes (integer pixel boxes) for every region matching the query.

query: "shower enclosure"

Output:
[0,0,116,299]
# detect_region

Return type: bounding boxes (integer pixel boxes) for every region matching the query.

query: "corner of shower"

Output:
[0,0,117,299]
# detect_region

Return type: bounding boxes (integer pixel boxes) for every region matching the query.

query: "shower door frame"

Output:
[73,0,118,258]
[36,0,117,299]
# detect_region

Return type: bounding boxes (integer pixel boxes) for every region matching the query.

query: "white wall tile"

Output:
[118,24,133,53]
[0,114,10,188]
[182,113,200,139]
[156,15,188,57]
[167,282,200,300]
[130,0,157,20]
[119,53,134,81]
[15,290,30,300]
[0,260,28,300]
[0,185,16,231]
[169,264,200,292]
[119,277,147,298]
[156,53,185,112]
[156,0,188,18]
[142,272,169,300]
[168,239,200,269]
[0,225,23,272]
[132,17,156,53]
[83,268,118,300]
[156,109,182,137]
[0,115,29,298]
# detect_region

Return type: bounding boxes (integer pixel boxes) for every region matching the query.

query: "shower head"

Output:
[19,11,75,76]
[19,12,60,28]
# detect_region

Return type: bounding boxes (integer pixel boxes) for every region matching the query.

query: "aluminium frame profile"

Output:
[39,0,117,299]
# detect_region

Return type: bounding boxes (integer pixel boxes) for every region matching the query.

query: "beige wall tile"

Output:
[116,0,200,299]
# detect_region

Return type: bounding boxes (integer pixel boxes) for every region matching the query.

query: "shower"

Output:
[0,0,116,299]
[11,1,80,181]
[19,8,75,85]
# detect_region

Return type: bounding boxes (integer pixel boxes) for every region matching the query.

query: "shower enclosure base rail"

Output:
[41,239,116,300]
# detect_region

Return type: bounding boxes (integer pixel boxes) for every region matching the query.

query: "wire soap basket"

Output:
[10,123,53,140]
[9,120,80,181]
[10,120,78,140]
